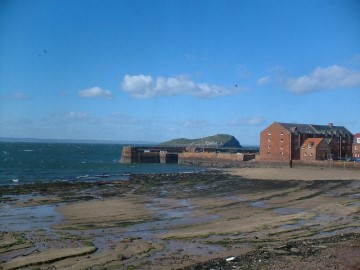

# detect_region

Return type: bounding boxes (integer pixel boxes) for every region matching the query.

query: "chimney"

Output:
[328,123,333,128]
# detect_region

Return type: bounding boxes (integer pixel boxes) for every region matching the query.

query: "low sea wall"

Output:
[292,160,360,169]
[255,159,360,170]
[178,152,255,167]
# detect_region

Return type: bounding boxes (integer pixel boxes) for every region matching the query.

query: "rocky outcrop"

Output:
[159,134,241,148]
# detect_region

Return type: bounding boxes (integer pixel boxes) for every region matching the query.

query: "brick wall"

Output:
[259,123,291,161]
[353,133,360,158]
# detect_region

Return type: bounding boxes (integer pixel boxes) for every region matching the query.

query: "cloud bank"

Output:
[78,87,113,99]
[121,74,242,98]
[284,65,360,94]
[257,76,270,86]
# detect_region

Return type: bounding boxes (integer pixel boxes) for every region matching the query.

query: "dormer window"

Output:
[308,142,314,149]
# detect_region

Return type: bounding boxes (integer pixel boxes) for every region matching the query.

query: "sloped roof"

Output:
[277,123,317,134]
[311,124,352,136]
[302,138,326,148]
[276,122,353,136]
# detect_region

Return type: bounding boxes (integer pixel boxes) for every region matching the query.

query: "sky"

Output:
[1,0,360,145]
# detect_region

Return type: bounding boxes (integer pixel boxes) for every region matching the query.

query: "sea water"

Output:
[0,142,203,185]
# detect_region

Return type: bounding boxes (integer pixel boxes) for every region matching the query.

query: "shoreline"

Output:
[1,167,360,269]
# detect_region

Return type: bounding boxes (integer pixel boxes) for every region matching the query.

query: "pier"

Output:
[120,146,257,165]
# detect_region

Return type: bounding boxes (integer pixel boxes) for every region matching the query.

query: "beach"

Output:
[1,167,360,269]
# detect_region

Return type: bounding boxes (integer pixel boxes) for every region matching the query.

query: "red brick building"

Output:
[353,133,360,158]
[300,138,331,161]
[259,122,353,161]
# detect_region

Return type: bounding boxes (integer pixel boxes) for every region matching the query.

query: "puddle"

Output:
[227,196,247,202]
[281,219,305,230]
[347,201,360,207]
[314,214,338,222]
[125,197,218,237]
[250,201,267,207]
[349,193,360,199]
[146,198,196,219]
[273,207,304,215]
[0,204,61,232]
[347,182,360,189]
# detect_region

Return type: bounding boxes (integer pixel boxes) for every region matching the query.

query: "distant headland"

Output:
[159,134,241,148]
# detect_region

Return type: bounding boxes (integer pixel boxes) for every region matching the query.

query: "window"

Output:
[304,152,307,156]
[310,153,313,156]
[267,130,271,136]
[308,142,314,150]
[355,146,358,150]
[280,145,283,149]
[268,138,271,142]
[280,138,283,142]
[280,132,283,136]
[280,152,284,155]
[268,145,271,149]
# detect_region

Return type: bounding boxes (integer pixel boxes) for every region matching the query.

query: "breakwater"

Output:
[120,146,256,165]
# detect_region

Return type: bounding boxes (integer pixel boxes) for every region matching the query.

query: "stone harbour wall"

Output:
[178,152,255,167]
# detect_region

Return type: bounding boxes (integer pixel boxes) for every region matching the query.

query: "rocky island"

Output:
[159,134,241,148]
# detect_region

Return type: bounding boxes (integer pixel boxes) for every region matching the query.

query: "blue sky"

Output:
[1,0,360,145]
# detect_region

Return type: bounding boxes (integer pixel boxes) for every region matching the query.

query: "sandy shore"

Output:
[1,167,359,269]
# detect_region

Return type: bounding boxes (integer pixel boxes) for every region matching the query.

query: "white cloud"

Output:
[66,111,89,120]
[121,74,243,98]
[104,112,137,125]
[78,87,113,99]
[257,76,270,86]
[182,120,207,128]
[230,116,265,126]
[42,112,95,126]
[284,65,360,94]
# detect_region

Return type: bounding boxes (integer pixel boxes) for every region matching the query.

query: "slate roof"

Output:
[276,122,353,136]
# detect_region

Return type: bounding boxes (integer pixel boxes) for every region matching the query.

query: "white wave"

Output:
[76,175,89,179]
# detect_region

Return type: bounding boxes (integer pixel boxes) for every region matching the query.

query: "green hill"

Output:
[159,134,241,148]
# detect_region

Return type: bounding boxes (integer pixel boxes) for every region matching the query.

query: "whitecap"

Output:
[76,175,89,179]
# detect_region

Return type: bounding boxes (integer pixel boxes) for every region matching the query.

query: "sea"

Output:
[0,142,204,185]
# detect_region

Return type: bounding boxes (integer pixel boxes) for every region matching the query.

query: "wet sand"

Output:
[1,167,360,269]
